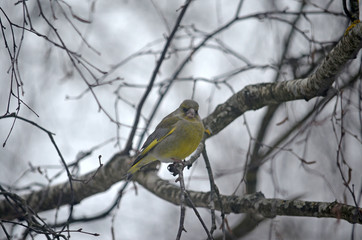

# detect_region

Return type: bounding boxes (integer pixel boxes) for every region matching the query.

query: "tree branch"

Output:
[134,171,362,224]
[203,22,362,137]
[0,152,130,220]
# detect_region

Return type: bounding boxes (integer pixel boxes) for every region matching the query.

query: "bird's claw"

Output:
[167,161,187,177]
[167,163,179,176]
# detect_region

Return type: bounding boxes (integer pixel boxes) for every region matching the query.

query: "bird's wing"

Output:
[132,115,179,166]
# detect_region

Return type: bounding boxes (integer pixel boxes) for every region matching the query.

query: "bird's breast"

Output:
[151,119,204,162]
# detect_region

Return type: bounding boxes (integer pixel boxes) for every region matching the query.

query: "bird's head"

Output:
[179,99,200,120]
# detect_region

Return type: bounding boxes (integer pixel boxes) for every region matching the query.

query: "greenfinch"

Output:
[127,99,204,178]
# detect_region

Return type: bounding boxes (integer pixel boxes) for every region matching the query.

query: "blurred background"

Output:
[0,0,361,239]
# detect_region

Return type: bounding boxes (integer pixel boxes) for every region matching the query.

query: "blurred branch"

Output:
[343,0,360,22]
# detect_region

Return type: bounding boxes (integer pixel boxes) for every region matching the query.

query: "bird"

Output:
[127,99,204,178]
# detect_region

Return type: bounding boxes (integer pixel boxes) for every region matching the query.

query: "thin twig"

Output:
[173,162,214,240]
[175,163,187,240]
[124,0,194,153]
[202,149,223,238]
[184,191,214,240]
[0,113,75,231]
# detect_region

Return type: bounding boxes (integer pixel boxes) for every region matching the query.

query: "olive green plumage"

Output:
[127,99,204,177]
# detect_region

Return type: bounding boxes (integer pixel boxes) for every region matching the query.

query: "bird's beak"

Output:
[186,108,196,118]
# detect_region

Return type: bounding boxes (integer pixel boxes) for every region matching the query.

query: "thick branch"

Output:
[0,153,130,220]
[1,152,361,225]
[204,23,362,137]
[134,171,362,224]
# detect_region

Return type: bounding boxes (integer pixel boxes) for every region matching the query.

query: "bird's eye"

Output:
[182,107,188,112]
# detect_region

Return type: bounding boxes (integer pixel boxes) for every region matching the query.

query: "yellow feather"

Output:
[140,127,176,157]
[127,155,157,175]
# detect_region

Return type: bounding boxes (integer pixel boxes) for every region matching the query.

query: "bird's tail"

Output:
[126,155,156,179]
[127,161,142,175]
